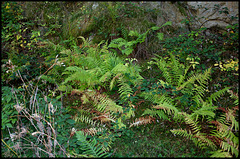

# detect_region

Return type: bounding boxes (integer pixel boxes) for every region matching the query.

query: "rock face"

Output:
[143,1,239,30]
[187,2,239,29]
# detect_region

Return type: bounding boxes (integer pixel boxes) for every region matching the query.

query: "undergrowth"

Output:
[1,2,239,158]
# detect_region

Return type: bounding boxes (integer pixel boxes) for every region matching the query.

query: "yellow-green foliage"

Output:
[214,59,238,72]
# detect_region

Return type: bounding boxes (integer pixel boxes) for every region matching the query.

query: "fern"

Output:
[118,79,133,102]
[129,116,155,128]
[142,108,169,121]
[179,112,202,134]
[140,91,178,120]
[81,127,106,136]
[93,112,116,124]
[190,102,217,121]
[210,107,239,157]
[74,113,100,128]
[171,115,217,150]
[75,131,110,157]
[207,87,231,105]
[210,150,232,157]
[83,90,123,114]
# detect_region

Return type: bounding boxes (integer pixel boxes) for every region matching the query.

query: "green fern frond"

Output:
[76,131,110,157]
[171,129,194,140]
[64,66,82,72]
[122,107,135,119]
[227,90,238,106]
[194,132,217,149]
[109,73,122,90]
[142,92,174,106]
[152,102,179,117]
[99,71,112,83]
[118,80,133,102]
[152,55,173,85]
[180,112,201,133]
[191,102,217,121]
[226,109,239,132]
[207,87,231,105]
[221,141,239,157]
[210,150,232,157]
[142,108,169,121]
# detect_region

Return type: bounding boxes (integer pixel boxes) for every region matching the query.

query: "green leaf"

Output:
[160,21,172,28]
[151,26,161,31]
[6,123,13,128]
[66,119,75,125]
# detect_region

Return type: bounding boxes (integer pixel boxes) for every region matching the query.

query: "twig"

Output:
[1,139,19,157]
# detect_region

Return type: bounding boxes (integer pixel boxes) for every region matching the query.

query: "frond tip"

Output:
[129,116,155,128]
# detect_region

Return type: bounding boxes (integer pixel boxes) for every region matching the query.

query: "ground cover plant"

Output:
[1,2,239,158]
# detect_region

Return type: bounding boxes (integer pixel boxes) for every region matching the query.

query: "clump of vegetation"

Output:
[1,2,238,158]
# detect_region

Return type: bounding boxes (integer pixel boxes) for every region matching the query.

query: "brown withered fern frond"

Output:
[129,116,155,128]
[81,127,106,136]
[92,112,116,124]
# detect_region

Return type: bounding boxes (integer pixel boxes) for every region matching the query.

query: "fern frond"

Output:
[129,116,155,128]
[227,90,238,106]
[109,73,122,90]
[76,131,110,157]
[171,129,194,140]
[83,90,123,114]
[210,150,232,157]
[99,71,112,83]
[180,112,201,134]
[207,87,231,105]
[191,102,217,121]
[64,66,82,72]
[81,127,106,136]
[210,107,239,157]
[220,141,239,157]
[152,102,179,116]
[142,92,174,106]
[223,108,239,132]
[194,132,217,149]
[93,113,116,124]
[74,113,100,127]
[169,52,184,84]
[152,55,173,84]
[142,108,169,120]
[118,80,133,102]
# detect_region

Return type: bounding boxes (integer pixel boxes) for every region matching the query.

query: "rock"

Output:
[142,1,238,31]
[187,2,239,29]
